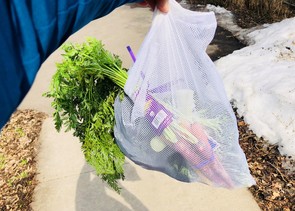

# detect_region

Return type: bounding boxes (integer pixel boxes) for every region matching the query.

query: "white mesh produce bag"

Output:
[114,0,255,188]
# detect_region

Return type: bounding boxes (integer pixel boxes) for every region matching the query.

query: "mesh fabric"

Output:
[114,0,255,188]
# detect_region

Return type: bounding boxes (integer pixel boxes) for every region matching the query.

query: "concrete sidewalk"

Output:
[19,5,261,211]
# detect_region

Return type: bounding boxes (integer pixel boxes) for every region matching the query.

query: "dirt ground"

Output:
[235,109,295,211]
[0,110,47,210]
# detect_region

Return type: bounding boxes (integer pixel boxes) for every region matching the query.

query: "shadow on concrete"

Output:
[75,162,148,211]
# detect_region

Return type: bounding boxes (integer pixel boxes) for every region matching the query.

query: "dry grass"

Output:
[189,0,295,26]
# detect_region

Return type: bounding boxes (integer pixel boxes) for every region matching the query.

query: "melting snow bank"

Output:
[207,5,295,157]
[205,4,266,44]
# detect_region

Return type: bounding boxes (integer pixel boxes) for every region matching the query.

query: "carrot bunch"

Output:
[147,93,234,188]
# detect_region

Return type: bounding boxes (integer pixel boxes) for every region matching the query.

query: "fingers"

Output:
[157,0,169,13]
[146,0,169,13]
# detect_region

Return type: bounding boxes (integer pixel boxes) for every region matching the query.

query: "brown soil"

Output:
[236,109,295,211]
[0,110,47,211]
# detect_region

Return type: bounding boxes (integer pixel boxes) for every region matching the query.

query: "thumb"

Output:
[157,0,169,13]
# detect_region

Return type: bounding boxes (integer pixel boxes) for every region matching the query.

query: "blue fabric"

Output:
[0,0,140,129]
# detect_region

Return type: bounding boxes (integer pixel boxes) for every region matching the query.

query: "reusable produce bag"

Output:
[114,0,255,188]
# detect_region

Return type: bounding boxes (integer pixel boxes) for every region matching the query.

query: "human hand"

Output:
[145,0,169,13]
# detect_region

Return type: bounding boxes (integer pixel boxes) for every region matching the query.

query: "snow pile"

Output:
[206,5,243,34]
[206,4,267,44]
[213,16,295,157]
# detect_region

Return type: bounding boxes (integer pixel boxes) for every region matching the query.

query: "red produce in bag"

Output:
[114,0,255,188]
